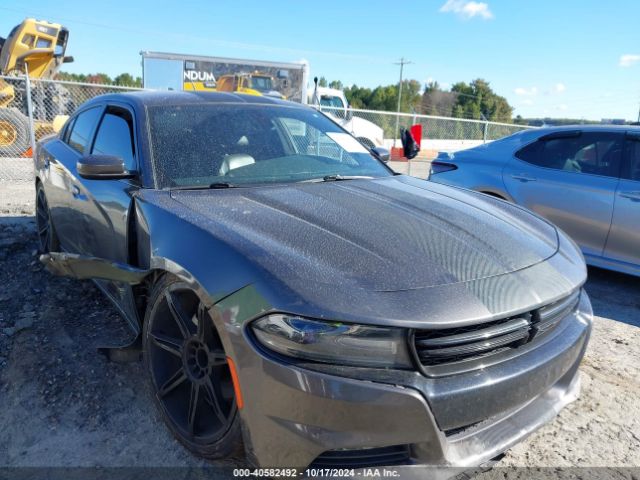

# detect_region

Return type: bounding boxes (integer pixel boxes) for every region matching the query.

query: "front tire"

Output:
[36,183,59,253]
[143,275,242,460]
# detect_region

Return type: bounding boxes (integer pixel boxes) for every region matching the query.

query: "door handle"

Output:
[620,191,640,201]
[511,174,537,182]
[71,185,81,197]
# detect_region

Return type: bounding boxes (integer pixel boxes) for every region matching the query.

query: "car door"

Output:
[74,103,140,263]
[502,130,623,259]
[71,103,142,331]
[44,105,103,253]
[602,132,640,270]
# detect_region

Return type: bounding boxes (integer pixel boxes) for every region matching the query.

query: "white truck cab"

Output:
[308,86,384,149]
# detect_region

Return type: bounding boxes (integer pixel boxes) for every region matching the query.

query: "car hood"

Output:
[170,176,559,294]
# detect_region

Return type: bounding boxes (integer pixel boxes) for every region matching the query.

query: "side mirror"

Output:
[400,128,420,160]
[77,155,134,180]
[345,105,353,122]
[371,147,390,163]
[63,56,74,63]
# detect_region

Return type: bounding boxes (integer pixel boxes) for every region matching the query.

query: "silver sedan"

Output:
[429,125,640,277]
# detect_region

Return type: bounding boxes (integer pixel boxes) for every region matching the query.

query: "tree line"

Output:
[55,72,142,87]
[318,76,514,123]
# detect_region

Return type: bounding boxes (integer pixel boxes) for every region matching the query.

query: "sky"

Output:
[1,0,639,121]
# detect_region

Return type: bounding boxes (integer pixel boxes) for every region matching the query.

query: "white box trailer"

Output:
[140,51,309,103]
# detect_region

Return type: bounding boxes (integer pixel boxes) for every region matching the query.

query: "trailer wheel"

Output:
[0,108,30,157]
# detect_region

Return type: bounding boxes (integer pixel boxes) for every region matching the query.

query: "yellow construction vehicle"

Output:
[0,18,73,156]
[215,72,285,99]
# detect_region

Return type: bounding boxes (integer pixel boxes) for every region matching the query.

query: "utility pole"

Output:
[394,57,412,147]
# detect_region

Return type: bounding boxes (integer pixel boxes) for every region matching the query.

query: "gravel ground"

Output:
[0,160,638,475]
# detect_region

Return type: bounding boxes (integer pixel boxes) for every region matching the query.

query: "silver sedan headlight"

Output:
[251,314,414,369]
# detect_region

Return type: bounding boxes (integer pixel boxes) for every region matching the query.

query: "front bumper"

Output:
[215,290,592,469]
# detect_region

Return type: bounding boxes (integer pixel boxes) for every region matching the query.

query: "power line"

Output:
[393,57,413,146]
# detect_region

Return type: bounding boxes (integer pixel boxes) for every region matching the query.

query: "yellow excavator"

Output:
[215,72,285,99]
[0,18,73,156]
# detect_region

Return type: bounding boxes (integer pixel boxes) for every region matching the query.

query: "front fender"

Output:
[134,192,281,309]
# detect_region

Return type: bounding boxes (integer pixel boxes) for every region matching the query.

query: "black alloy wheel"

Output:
[36,184,58,253]
[143,276,242,459]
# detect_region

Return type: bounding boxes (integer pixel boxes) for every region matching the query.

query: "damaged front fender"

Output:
[40,252,150,284]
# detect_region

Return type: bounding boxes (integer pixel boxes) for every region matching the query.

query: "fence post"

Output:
[23,71,37,156]
[483,121,489,143]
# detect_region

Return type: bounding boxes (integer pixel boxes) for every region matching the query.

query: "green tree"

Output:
[113,73,141,87]
[399,79,422,113]
[422,81,457,117]
[328,79,343,90]
[85,73,113,84]
[451,79,513,122]
[344,84,373,109]
[317,76,328,87]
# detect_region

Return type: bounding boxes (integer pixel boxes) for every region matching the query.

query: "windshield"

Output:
[320,95,345,109]
[248,76,273,91]
[148,103,391,188]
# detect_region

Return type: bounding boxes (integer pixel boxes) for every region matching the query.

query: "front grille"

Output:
[310,445,411,468]
[414,290,580,368]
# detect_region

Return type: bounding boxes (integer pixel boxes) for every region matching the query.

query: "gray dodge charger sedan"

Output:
[429,125,640,277]
[35,92,592,470]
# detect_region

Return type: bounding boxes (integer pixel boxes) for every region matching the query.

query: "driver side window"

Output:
[91,107,136,171]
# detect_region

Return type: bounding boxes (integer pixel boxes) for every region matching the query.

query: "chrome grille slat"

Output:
[414,291,581,369]
[415,317,530,348]
[417,328,531,359]
[538,290,580,322]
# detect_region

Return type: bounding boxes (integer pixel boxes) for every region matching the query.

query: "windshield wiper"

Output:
[169,182,237,191]
[302,175,374,183]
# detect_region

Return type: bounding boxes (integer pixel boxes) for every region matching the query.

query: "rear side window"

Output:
[91,108,136,171]
[515,140,542,164]
[515,132,623,178]
[61,117,76,143]
[67,107,101,154]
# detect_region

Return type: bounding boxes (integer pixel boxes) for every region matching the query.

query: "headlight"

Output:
[251,314,413,369]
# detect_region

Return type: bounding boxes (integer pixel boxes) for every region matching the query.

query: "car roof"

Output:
[532,124,640,135]
[79,90,305,110]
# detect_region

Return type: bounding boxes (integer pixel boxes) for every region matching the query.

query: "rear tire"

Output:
[142,274,243,460]
[0,108,30,157]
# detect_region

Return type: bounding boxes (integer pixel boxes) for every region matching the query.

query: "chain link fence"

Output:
[0,76,533,181]
[0,75,142,160]
[317,105,533,144]
[315,105,534,177]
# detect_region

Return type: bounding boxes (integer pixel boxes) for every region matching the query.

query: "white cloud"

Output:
[521,99,534,106]
[619,54,640,67]
[514,86,538,96]
[556,104,568,111]
[554,83,566,93]
[440,0,494,20]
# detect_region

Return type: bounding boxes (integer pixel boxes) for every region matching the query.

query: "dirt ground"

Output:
[0,161,639,475]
